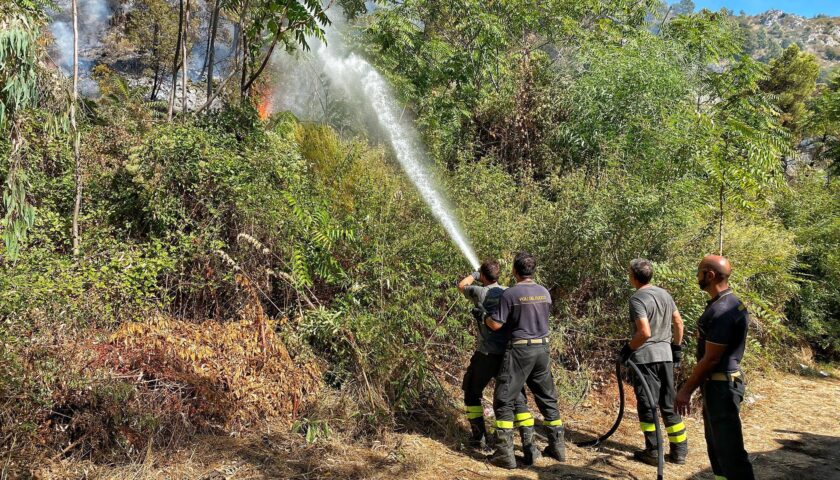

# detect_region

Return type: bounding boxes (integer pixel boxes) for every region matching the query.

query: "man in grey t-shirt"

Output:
[458,260,530,453]
[619,258,688,465]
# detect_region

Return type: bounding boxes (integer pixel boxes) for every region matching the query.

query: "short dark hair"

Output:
[480,259,501,283]
[629,258,653,285]
[513,252,536,277]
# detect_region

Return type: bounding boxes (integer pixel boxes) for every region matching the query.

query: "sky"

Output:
[693,0,840,17]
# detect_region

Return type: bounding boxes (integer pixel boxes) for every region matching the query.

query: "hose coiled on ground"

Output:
[574,357,665,480]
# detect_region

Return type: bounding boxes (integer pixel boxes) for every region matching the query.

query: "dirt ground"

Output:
[34,370,840,480]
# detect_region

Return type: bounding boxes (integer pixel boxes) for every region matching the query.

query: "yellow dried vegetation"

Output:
[110,283,321,432]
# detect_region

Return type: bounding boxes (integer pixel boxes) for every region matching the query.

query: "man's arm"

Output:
[629,317,652,350]
[672,310,684,345]
[485,291,510,332]
[485,316,504,331]
[675,342,726,415]
[626,296,650,350]
[458,271,480,295]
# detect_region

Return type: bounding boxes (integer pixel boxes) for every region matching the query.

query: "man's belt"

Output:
[511,338,549,345]
[708,371,741,382]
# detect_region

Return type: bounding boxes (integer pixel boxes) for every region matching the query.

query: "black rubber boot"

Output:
[468,416,487,449]
[542,425,566,462]
[633,430,659,466]
[490,429,516,469]
[668,439,688,465]
[519,425,542,466]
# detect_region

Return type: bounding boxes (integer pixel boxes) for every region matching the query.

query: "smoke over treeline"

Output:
[47,0,238,98]
[49,0,113,94]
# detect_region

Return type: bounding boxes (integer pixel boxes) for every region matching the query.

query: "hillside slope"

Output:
[736,10,840,72]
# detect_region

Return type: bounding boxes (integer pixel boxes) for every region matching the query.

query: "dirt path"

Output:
[383,371,840,480]
[36,371,840,480]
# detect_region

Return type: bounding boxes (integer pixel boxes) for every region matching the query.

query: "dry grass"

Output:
[24,367,840,480]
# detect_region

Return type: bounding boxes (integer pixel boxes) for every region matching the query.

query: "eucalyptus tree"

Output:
[0,2,47,259]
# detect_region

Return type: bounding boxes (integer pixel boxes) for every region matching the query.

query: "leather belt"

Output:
[511,338,548,345]
[708,371,742,382]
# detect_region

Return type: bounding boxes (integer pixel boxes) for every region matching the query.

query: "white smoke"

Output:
[49,0,113,95]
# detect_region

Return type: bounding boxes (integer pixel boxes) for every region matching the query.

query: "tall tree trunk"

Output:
[718,182,725,256]
[167,0,185,120]
[241,32,280,95]
[182,0,191,114]
[200,0,217,78]
[71,0,82,258]
[206,0,221,99]
[150,23,161,100]
[238,0,250,101]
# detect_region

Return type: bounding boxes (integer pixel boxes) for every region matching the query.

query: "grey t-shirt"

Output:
[629,286,676,364]
[489,280,552,340]
[464,283,508,355]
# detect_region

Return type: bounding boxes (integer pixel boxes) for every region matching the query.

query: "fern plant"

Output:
[284,191,354,288]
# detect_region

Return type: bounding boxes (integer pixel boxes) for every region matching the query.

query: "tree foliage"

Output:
[760,43,820,135]
[4,0,840,468]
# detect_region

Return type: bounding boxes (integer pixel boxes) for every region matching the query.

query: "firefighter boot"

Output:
[633,430,659,466]
[668,439,688,465]
[468,416,487,449]
[542,425,566,462]
[519,425,542,466]
[490,429,516,469]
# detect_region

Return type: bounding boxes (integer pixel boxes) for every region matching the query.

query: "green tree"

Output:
[807,70,840,176]
[700,58,789,254]
[760,44,820,136]
[234,0,330,98]
[125,0,180,100]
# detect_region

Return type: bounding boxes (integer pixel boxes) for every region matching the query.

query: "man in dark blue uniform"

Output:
[485,252,564,469]
[676,255,755,480]
[457,260,533,455]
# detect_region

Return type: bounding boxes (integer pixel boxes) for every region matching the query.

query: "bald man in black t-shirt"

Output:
[676,255,755,480]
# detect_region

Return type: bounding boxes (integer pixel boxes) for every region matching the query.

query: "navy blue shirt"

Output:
[696,289,749,373]
[488,280,552,340]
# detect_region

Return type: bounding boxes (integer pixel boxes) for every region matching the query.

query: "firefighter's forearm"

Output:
[672,311,685,345]
[629,318,651,350]
[485,316,503,331]
[457,274,476,293]
[629,329,651,350]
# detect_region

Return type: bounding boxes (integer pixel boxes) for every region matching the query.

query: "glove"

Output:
[471,270,481,281]
[619,342,633,364]
[671,344,683,368]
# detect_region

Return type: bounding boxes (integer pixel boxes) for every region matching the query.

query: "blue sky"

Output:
[693,0,840,17]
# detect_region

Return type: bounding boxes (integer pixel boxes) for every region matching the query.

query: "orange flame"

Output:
[253,83,272,121]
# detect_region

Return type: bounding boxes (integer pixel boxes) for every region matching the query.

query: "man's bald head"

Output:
[700,255,731,279]
[697,255,732,293]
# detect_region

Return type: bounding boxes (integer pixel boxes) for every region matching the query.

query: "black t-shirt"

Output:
[696,289,749,373]
[488,280,552,340]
